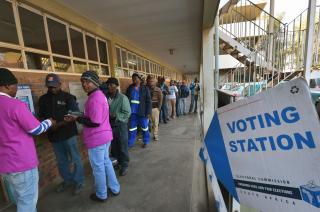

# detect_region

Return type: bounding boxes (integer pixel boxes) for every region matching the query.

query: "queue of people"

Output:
[0,67,199,211]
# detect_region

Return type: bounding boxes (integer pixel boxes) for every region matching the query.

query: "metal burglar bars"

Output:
[218,0,320,99]
[284,6,320,75]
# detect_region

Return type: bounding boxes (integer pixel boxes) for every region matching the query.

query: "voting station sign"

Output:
[201,78,320,212]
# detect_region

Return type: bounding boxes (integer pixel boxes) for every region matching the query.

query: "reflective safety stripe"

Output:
[129,127,137,131]
[131,100,140,104]
[141,127,149,131]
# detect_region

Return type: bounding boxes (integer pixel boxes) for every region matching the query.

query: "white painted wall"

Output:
[217,54,244,69]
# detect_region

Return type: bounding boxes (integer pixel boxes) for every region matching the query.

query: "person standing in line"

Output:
[147,76,163,141]
[0,68,56,212]
[176,81,182,117]
[158,77,169,123]
[126,73,152,148]
[194,79,200,113]
[179,80,190,115]
[39,73,85,195]
[104,78,131,176]
[189,80,196,113]
[64,71,120,202]
[167,80,178,119]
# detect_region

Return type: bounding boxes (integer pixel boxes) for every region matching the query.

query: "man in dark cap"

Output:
[0,68,55,212]
[126,73,152,148]
[104,78,131,176]
[64,70,120,202]
[39,73,85,195]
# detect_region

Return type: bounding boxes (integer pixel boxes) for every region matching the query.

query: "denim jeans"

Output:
[176,97,181,116]
[111,122,129,168]
[3,168,39,212]
[194,95,199,112]
[189,94,195,113]
[160,98,168,122]
[52,136,85,186]
[180,98,187,114]
[88,143,120,199]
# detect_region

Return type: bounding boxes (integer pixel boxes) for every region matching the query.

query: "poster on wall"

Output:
[202,78,320,212]
[68,82,87,112]
[16,84,35,114]
[69,82,87,131]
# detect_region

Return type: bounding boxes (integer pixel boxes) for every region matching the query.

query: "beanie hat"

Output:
[0,68,18,86]
[106,77,119,86]
[81,70,100,87]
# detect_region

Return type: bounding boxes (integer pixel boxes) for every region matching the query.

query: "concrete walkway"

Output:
[4,114,207,212]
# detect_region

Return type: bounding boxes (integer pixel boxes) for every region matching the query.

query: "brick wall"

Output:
[10,71,152,194]
[119,78,132,93]
[12,71,108,194]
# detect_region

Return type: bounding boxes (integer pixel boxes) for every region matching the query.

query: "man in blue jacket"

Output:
[126,73,152,148]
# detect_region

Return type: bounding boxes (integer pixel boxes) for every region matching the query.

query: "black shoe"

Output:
[120,167,128,176]
[164,120,168,124]
[142,143,148,148]
[73,183,84,195]
[55,182,73,193]
[108,188,120,197]
[90,193,107,203]
[114,164,121,171]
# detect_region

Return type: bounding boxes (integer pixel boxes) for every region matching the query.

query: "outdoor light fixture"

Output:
[169,48,175,55]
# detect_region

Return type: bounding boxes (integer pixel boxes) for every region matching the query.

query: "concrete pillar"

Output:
[214,15,219,111]
[108,40,117,77]
[304,0,317,85]
[202,26,215,135]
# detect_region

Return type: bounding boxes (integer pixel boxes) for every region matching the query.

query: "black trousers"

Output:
[111,122,129,168]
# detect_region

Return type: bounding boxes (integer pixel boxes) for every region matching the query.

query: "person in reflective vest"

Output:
[126,73,152,148]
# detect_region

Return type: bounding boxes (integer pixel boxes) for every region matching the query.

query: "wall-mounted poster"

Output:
[16,84,35,114]
[69,82,87,131]
[68,82,87,112]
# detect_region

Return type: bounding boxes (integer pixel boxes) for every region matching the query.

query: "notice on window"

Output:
[16,84,35,114]
[201,78,320,212]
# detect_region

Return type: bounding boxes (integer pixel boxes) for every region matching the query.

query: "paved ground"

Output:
[3,114,207,212]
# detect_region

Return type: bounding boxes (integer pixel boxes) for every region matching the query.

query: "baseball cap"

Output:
[45,73,61,87]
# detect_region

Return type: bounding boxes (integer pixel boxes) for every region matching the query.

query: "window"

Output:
[141,59,145,72]
[137,57,141,71]
[19,6,47,50]
[53,57,71,72]
[73,60,87,73]
[121,49,127,68]
[26,52,51,71]
[127,52,133,69]
[98,40,108,64]
[0,47,23,68]
[145,60,150,73]
[86,35,98,61]
[0,1,19,44]
[101,65,109,75]
[116,47,121,67]
[47,18,69,56]
[70,28,85,59]
[89,63,99,72]
[132,54,137,70]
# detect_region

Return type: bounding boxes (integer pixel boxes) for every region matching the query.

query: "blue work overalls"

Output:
[128,87,150,147]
